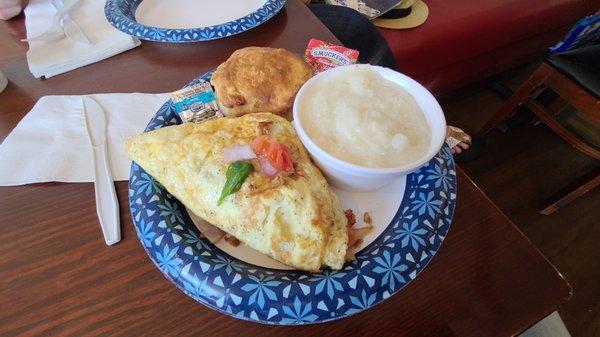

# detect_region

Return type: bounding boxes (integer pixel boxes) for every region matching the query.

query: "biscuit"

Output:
[211,47,313,118]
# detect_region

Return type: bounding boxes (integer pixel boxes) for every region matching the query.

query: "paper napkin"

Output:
[0,93,170,186]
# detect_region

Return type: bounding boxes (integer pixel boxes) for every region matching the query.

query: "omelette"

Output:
[124,113,348,272]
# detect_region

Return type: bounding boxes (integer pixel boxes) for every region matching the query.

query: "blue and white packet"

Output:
[171,81,223,123]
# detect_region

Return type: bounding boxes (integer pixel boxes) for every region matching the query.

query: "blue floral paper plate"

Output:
[128,71,457,324]
[105,0,286,42]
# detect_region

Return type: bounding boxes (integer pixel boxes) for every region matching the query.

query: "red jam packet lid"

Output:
[304,38,359,73]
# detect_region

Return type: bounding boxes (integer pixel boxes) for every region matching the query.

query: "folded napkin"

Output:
[0,93,170,186]
[25,0,141,78]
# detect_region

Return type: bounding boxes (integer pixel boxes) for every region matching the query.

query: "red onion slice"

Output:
[259,157,278,176]
[222,145,256,163]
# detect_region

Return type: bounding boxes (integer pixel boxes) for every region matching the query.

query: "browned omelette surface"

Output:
[211,47,313,117]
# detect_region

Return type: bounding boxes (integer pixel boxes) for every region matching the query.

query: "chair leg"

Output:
[532,94,565,126]
[542,62,600,124]
[523,97,600,159]
[478,65,549,136]
[546,96,567,116]
[540,167,600,215]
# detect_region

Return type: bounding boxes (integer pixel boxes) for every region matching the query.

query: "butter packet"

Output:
[171,81,223,123]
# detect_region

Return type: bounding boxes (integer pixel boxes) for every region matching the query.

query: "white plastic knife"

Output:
[53,0,91,44]
[83,97,121,245]
[22,0,91,44]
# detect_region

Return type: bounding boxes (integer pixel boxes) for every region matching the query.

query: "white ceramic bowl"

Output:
[293,65,447,192]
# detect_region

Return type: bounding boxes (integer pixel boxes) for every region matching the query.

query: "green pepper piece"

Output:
[217,161,254,205]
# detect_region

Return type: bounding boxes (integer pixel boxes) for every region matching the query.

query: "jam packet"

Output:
[171,81,223,123]
[304,38,359,73]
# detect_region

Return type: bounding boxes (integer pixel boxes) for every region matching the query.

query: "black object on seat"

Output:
[547,44,600,98]
[308,4,398,70]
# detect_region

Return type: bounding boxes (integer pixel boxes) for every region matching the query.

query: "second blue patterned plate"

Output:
[105,0,286,42]
[128,71,457,324]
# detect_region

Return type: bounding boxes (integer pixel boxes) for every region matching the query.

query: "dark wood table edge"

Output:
[457,165,573,335]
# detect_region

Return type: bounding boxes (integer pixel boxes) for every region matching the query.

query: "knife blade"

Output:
[54,0,91,45]
[62,15,92,44]
[83,97,121,245]
[22,0,87,43]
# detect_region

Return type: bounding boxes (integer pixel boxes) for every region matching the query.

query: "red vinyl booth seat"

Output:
[379,0,598,95]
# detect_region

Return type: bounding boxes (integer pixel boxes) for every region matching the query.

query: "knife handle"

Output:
[92,142,121,245]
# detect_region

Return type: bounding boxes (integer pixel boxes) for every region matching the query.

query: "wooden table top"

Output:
[0,1,571,336]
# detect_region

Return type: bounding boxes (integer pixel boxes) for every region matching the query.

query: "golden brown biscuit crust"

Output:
[211,47,313,117]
